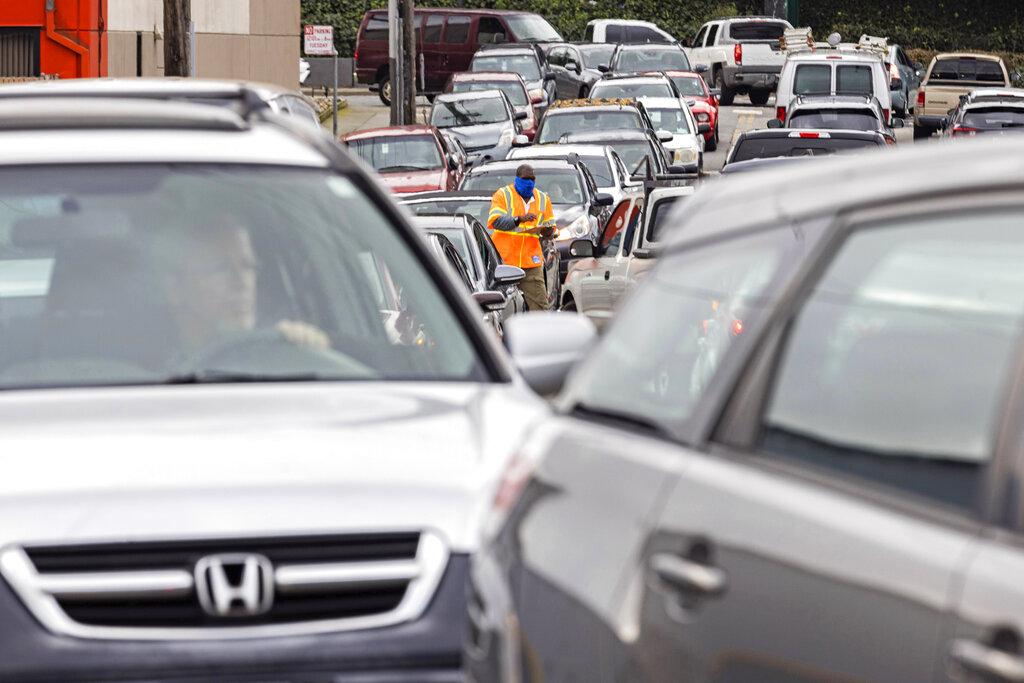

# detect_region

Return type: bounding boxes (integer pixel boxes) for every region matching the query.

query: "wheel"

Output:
[913,123,931,139]
[426,94,436,103]
[748,89,770,106]
[377,76,391,106]
[560,296,576,312]
[705,124,718,152]
[714,70,735,106]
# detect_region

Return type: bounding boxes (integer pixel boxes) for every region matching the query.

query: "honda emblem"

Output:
[194,553,274,617]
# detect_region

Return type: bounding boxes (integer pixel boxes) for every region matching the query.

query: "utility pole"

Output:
[388,0,403,125]
[163,0,191,77]
[401,0,416,124]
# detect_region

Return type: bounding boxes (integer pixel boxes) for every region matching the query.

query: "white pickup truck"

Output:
[688,16,792,106]
[561,183,694,328]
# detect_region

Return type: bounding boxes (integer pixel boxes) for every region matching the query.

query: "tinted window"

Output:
[423,14,444,44]
[931,58,1005,83]
[647,196,682,242]
[452,80,528,107]
[669,75,708,96]
[606,25,623,42]
[564,228,794,430]
[963,106,1024,129]
[347,134,443,171]
[762,211,1024,510]
[536,110,642,144]
[427,227,478,279]
[590,81,673,99]
[647,107,692,134]
[794,64,832,94]
[730,136,881,162]
[836,65,873,95]
[579,156,614,186]
[789,109,880,131]
[547,47,565,67]
[615,48,691,72]
[404,199,490,226]
[693,26,708,48]
[443,16,470,44]
[611,141,654,172]
[430,97,509,127]
[504,14,561,42]
[728,21,787,40]
[477,17,506,45]
[629,26,671,44]
[706,24,719,46]
[471,54,541,81]
[364,14,388,42]
[581,45,615,69]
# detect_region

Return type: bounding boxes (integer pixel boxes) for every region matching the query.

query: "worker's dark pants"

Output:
[521,265,549,312]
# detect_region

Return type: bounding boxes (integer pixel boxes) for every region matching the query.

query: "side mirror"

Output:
[913,61,923,70]
[1012,73,1022,83]
[694,63,709,74]
[598,64,609,73]
[890,76,903,91]
[473,290,507,312]
[544,72,556,82]
[667,163,698,175]
[594,192,614,206]
[493,264,526,285]
[708,88,721,97]
[766,118,783,129]
[514,110,529,121]
[512,134,530,147]
[466,154,482,168]
[447,153,458,171]
[568,239,594,258]
[891,118,905,128]
[633,246,660,259]
[531,94,543,104]
[697,122,712,135]
[656,129,674,142]
[947,108,956,117]
[684,98,696,107]
[567,61,581,74]
[504,312,597,396]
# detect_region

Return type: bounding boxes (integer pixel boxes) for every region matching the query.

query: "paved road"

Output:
[335,88,917,169]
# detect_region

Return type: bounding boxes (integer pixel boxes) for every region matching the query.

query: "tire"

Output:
[705,124,719,152]
[913,123,931,139]
[377,77,391,106]
[748,89,770,106]
[426,94,436,104]
[714,70,735,106]
[560,296,576,312]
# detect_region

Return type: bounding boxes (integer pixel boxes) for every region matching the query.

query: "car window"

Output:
[621,204,642,255]
[836,65,874,95]
[0,166,488,388]
[693,26,707,48]
[760,210,1024,511]
[670,75,708,96]
[347,135,443,172]
[579,156,613,186]
[547,47,565,67]
[430,97,509,127]
[452,80,527,107]
[600,200,634,256]
[794,64,832,95]
[364,14,388,41]
[504,14,561,42]
[581,45,614,69]
[429,227,478,280]
[612,141,654,173]
[564,228,795,431]
[405,199,490,226]
[789,109,880,131]
[443,16,470,44]
[471,54,541,81]
[615,48,690,72]
[606,25,623,43]
[537,110,642,143]
[646,196,682,242]
[590,81,673,99]
[423,14,444,44]
[476,17,506,45]
[565,47,581,69]
[706,24,719,46]
[963,106,1024,129]
[728,21,788,40]
[647,107,692,135]
[462,169,582,204]
[629,26,670,44]
[731,136,880,162]
[435,236,474,291]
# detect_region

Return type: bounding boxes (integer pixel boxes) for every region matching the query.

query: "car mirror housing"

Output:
[694,63,709,74]
[544,72,556,82]
[708,88,721,97]
[656,129,674,142]
[512,134,530,147]
[569,239,594,258]
[493,264,525,285]
[594,192,614,206]
[567,62,581,73]
[514,110,529,121]
[766,118,783,129]
[505,312,597,396]
[697,123,712,135]
[890,77,903,91]
[597,64,610,73]
[472,290,507,312]
[891,118,905,128]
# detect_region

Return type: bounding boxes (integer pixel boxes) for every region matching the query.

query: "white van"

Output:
[775,33,897,124]
[584,19,675,44]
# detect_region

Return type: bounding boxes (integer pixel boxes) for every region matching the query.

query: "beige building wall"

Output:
[106,0,299,90]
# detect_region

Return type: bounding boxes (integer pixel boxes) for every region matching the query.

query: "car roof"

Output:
[637,97,685,109]
[596,74,672,83]
[509,144,613,158]
[451,71,526,84]
[967,88,1024,100]
[933,52,1005,62]
[401,190,493,201]
[412,214,475,230]
[616,43,684,51]
[788,51,882,63]
[588,19,660,26]
[341,125,437,140]
[791,95,878,108]
[0,98,330,168]
[473,47,537,58]
[561,128,652,142]
[546,97,642,111]
[647,70,703,78]
[736,128,885,141]
[0,77,306,102]
[965,100,1024,110]
[370,8,539,16]
[721,156,829,174]
[671,135,1024,248]
[435,89,507,102]
[468,158,578,173]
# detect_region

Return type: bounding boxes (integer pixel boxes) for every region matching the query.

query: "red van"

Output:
[355,8,562,105]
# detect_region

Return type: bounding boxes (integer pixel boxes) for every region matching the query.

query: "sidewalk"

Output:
[324,99,431,137]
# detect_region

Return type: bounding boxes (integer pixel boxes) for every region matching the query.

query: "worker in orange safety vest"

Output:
[487,164,555,311]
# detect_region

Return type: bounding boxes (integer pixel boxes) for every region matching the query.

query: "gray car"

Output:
[466,134,1024,682]
[885,43,924,118]
[428,89,527,165]
[545,42,617,100]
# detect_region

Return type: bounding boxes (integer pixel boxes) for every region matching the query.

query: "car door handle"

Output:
[650,553,728,597]
[604,271,610,280]
[950,639,1024,682]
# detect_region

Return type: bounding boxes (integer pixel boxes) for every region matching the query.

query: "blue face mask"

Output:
[514,176,535,200]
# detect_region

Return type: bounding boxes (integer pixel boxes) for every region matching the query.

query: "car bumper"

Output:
[0,554,469,682]
[915,114,946,130]
[724,65,781,90]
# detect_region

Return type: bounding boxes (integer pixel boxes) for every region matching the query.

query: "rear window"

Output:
[462,169,583,204]
[931,58,1006,83]
[589,81,673,99]
[836,65,874,95]
[789,109,880,131]
[581,45,615,69]
[347,134,444,172]
[963,106,1024,130]
[452,80,527,107]
[363,14,388,42]
[794,64,831,95]
[731,136,881,162]
[728,21,788,41]
[537,110,642,144]
[471,54,541,81]
[614,48,691,73]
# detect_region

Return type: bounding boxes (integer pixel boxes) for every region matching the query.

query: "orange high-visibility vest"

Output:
[487,184,554,270]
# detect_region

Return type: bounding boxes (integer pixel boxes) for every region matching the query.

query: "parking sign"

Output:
[304,25,334,55]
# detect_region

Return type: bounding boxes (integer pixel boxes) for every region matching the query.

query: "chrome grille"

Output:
[0,531,448,640]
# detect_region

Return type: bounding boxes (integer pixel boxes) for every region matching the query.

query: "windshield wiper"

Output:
[163,370,327,384]
[377,164,433,172]
[570,402,675,439]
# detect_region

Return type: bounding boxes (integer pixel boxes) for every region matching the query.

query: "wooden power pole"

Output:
[401,0,416,124]
[164,0,191,77]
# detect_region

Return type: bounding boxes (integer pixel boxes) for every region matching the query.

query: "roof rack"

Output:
[780,28,890,58]
[0,97,249,132]
[547,97,639,109]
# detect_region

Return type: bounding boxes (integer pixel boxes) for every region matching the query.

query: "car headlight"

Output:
[556,215,589,241]
[498,128,514,146]
[696,112,711,122]
[674,148,697,164]
[528,88,545,103]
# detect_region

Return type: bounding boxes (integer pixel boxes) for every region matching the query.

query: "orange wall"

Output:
[0,0,107,78]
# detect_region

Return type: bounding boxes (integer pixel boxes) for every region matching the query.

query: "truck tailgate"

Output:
[739,42,786,68]
[922,84,975,116]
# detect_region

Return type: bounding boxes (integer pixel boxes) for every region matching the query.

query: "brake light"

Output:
[889,63,899,80]
[882,108,890,124]
[798,132,820,138]
[917,90,925,107]
[734,44,742,65]
[354,50,358,60]
[826,55,842,60]
[732,320,744,336]
[952,126,978,137]
[776,106,786,121]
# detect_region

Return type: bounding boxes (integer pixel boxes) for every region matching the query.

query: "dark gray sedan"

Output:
[467,133,1024,682]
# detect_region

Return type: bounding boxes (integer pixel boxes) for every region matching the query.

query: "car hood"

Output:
[445,122,510,151]
[380,168,448,193]
[0,382,546,553]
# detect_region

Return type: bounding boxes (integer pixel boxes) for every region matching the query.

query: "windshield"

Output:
[790,109,880,131]
[668,75,707,96]
[581,45,615,69]
[590,81,673,99]
[471,55,541,81]
[452,80,528,107]
[430,97,508,127]
[505,14,562,42]
[405,199,490,226]
[424,227,477,279]
[0,165,486,389]
[461,170,584,204]
[731,136,881,161]
[610,142,654,173]
[648,107,692,134]
[963,107,1024,129]
[537,110,642,143]
[347,134,443,172]
[614,48,691,73]
[578,157,614,186]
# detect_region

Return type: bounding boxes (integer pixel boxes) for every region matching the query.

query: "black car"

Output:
[545,42,617,100]
[600,43,692,75]
[723,127,890,170]
[467,133,1024,682]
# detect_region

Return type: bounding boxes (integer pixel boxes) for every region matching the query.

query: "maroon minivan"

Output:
[355,8,562,105]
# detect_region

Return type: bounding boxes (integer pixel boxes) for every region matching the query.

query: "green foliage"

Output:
[301,0,1021,59]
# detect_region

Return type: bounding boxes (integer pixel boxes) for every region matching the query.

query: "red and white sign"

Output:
[304,25,335,55]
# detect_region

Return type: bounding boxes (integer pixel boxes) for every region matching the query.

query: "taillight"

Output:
[776,106,786,121]
[917,91,925,107]
[952,126,978,137]
[889,63,899,80]
[734,44,742,65]
[882,108,890,124]
[485,453,538,538]
[354,50,358,61]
